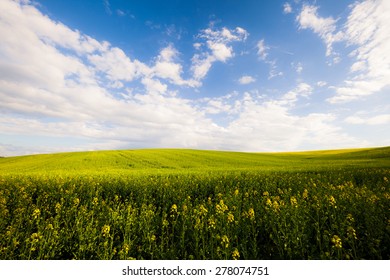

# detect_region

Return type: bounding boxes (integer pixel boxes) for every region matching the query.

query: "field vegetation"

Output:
[0,147,389,259]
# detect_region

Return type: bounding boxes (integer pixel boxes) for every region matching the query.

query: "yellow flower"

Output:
[32,208,40,219]
[227,212,234,223]
[171,204,178,213]
[208,217,216,229]
[73,198,80,207]
[123,244,130,254]
[331,235,342,249]
[234,189,239,196]
[102,224,110,237]
[232,248,240,260]
[248,208,255,220]
[55,202,62,213]
[347,226,357,240]
[329,196,337,208]
[302,189,308,200]
[221,235,229,248]
[272,200,279,211]
[346,214,355,224]
[290,196,298,207]
[266,198,272,207]
[198,204,208,216]
[216,200,228,214]
[92,197,99,206]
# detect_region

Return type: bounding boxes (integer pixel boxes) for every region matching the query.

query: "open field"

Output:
[0,147,389,259]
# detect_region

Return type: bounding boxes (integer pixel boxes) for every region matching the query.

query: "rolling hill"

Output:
[0,146,389,174]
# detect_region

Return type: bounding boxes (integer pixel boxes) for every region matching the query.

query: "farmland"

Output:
[0,147,389,259]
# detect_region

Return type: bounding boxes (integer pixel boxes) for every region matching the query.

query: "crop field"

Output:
[0,147,389,260]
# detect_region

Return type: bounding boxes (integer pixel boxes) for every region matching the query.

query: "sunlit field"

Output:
[0,147,389,259]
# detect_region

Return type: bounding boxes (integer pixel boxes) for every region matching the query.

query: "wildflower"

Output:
[208,217,216,229]
[55,202,62,213]
[248,208,255,220]
[73,198,80,207]
[347,226,357,240]
[182,204,188,212]
[266,198,272,207]
[198,204,208,216]
[302,189,308,200]
[331,235,342,249]
[216,200,228,214]
[171,204,178,213]
[272,200,279,211]
[232,248,240,260]
[150,235,156,242]
[92,197,98,206]
[263,191,269,197]
[32,208,40,219]
[30,232,42,244]
[102,224,110,237]
[162,219,169,227]
[329,196,337,208]
[346,214,355,224]
[234,189,239,196]
[194,218,202,230]
[290,196,298,208]
[123,244,130,254]
[221,235,229,248]
[227,212,234,223]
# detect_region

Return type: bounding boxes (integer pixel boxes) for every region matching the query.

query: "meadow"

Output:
[0,147,389,259]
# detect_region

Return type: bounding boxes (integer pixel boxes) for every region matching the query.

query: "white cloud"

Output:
[329,0,390,103]
[0,0,367,156]
[345,114,390,125]
[256,39,283,79]
[296,5,343,59]
[317,81,327,87]
[256,39,269,60]
[238,75,256,85]
[293,62,303,73]
[283,3,292,14]
[278,82,312,106]
[191,25,248,82]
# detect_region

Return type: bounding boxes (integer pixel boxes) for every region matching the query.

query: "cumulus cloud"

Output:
[0,0,364,156]
[191,26,248,81]
[283,3,292,14]
[238,75,256,85]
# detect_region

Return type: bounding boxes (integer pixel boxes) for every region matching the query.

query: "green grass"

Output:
[0,147,389,260]
[1,146,389,174]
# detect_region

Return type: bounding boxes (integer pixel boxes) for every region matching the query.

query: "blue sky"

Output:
[0,0,389,156]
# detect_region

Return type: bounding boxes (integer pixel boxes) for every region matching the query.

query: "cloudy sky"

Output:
[0,0,389,156]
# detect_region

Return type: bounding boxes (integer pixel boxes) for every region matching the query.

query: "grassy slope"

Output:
[0,146,389,174]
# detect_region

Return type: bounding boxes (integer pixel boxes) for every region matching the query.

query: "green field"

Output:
[0,147,389,259]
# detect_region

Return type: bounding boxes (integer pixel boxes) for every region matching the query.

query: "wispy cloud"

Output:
[329,0,390,103]
[103,0,112,15]
[296,4,343,62]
